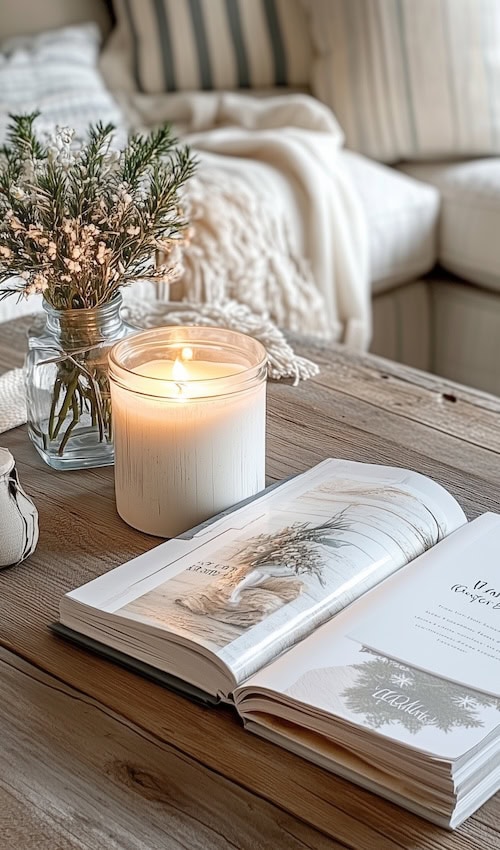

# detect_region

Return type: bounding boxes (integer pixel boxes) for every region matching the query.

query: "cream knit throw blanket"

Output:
[119,90,370,346]
[177,165,329,336]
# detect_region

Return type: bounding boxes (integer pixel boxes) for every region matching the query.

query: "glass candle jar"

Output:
[109,326,267,537]
[26,294,135,470]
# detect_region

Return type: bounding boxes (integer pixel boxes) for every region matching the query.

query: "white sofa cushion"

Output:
[0,24,124,140]
[304,0,500,164]
[343,151,439,294]
[103,0,312,93]
[400,159,500,292]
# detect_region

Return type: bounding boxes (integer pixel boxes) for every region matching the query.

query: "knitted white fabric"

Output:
[0,300,319,434]
[120,90,370,347]
[123,299,320,384]
[178,168,331,338]
[0,368,27,433]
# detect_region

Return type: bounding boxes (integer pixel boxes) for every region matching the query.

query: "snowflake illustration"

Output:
[390,673,414,689]
[452,695,478,710]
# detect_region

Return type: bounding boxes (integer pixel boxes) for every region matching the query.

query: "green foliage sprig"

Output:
[0,113,196,309]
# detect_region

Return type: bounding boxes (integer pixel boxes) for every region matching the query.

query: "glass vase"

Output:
[26,294,135,470]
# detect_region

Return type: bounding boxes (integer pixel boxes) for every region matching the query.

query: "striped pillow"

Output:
[107,0,312,92]
[304,0,500,163]
[0,24,124,141]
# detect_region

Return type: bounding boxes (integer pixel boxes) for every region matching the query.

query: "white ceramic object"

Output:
[0,448,39,568]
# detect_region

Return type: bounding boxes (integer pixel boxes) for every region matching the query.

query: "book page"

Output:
[351,513,500,698]
[238,636,500,761]
[66,459,466,685]
[71,460,465,681]
[235,533,500,761]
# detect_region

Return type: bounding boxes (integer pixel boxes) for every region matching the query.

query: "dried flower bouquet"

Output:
[0,113,196,467]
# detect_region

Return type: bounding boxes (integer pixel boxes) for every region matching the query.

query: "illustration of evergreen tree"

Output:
[342,648,500,734]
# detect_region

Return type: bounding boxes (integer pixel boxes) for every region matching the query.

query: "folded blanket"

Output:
[0,368,26,434]
[119,91,371,348]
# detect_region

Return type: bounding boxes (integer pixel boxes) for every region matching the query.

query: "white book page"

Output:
[64,459,466,684]
[235,535,500,760]
[351,513,500,698]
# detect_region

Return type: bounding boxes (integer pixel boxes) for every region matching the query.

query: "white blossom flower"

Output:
[8,215,24,232]
[64,258,82,273]
[46,126,76,169]
[52,125,75,148]
[0,115,194,312]
[33,273,48,292]
[96,242,107,264]
[11,185,26,201]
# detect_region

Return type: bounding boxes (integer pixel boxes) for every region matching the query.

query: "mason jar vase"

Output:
[26,294,135,470]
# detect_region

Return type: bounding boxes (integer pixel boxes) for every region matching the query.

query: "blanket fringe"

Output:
[124,299,319,385]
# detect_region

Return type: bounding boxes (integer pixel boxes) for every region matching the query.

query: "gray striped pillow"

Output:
[304,0,500,163]
[109,0,312,92]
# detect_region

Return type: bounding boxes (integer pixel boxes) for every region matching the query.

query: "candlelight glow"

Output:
[172,346,194,383]
[172,356,189,382]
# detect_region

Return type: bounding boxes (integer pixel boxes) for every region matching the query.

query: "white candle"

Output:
[109,327,267,537]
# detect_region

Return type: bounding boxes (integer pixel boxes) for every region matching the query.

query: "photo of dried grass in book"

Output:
[119,476,449,657]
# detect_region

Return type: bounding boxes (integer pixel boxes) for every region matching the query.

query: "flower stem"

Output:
[52,370,79,439]
[48,377,62,440]
[58,395,80,456]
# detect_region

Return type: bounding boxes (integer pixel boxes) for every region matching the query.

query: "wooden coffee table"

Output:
[2,317,500,849]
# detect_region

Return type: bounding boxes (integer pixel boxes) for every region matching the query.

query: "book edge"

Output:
[50,622,222,707]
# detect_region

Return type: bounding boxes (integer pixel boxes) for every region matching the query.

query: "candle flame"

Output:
[172,357,188,381]
[172,346,194,385]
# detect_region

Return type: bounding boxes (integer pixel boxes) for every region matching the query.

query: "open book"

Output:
[56,459,500,828]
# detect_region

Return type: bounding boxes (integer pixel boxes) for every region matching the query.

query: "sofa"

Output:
[1,0,500,395]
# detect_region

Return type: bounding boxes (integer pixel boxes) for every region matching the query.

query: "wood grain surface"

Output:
[2,316,500,850]
[1,647,341,850]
